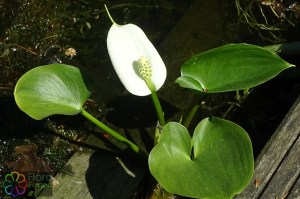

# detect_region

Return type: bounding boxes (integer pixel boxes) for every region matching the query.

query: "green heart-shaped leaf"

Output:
[149,117,254,199]
[176,43,294,93]
[14,64,90,120]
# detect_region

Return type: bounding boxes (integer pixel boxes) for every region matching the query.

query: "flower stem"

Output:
[182,104,200,129]
[81,109,139,153]
[145,79,166,127]
[104,4,117,25]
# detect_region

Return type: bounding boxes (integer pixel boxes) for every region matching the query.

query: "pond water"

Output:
[0,0,299,198]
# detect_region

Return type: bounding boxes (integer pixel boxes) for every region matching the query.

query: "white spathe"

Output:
[107,23,167,96]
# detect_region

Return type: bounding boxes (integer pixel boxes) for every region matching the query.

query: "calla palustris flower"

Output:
[106,14,166,96]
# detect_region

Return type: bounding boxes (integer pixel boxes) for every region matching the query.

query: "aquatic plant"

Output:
[13,5,294,199]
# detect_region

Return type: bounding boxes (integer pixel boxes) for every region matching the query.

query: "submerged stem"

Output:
[81,109,139,152]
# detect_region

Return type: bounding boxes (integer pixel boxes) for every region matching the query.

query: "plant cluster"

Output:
[13,5,294,199]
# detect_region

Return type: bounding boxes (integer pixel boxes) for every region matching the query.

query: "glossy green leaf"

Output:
[14,64,90,120]
[149,117,254,199]
[176,43,294,93]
